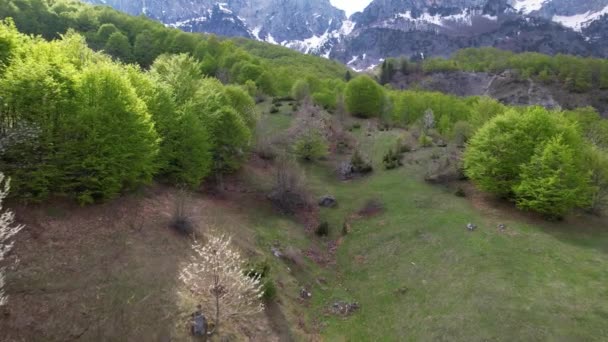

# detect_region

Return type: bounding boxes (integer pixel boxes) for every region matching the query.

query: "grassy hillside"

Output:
[1,1,608,341]
[3,100,607,341]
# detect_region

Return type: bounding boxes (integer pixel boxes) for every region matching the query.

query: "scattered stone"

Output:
[331,301,360,316]
[337,161,354,180]
[436,140,448,147]
[466,223,477,231]
[318,195,337,208]
[271,246,283,258]
[395,286,409,295]
[300,288,312,300]
[191,305,208,337]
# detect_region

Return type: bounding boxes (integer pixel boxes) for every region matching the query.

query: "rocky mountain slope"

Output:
[390,70,608,117]
[84,0,608,68]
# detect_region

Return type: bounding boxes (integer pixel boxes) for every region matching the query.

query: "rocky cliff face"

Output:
[86,0,345,48]
[83,0,608,68]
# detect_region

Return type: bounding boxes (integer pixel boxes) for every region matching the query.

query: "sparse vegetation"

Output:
[268,155,311,214]
[293,131,328,161]
[382,148,403,170]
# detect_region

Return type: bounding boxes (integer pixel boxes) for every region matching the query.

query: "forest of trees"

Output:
[1,0,607,218]
[376,47,608,93]
[423,48,608,93]
[0,19,256,203]
[0,0,349,103]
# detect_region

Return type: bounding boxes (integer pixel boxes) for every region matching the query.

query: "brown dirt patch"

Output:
[0,184,277,341]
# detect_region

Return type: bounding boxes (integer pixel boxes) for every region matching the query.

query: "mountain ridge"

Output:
[83,0,608,68]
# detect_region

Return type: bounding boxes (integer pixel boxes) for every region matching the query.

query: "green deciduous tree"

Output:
[0,19,20,73]
[150,54,203,105]
[224,85,257,129]
[291,79,310,102]
[514,136,592,218]
[134,30,159,68]
[58,63,159,204]
[464,107,581,198]
[126,67,212,188]
[104,31,133,63]
[344,75,384,118]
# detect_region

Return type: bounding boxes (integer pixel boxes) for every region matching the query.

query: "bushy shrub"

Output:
[268,155,312,214]
[312,91,337,110]
[452,121,474,146]
[294,132,328,161]
[419,134,433,147]
[383,148,403,170]
[245,260,276,301]
[344,75,384,118]
[315,221,330,237]
[351,150,373,174]
[454,187,466,197]
[262,279,277,301]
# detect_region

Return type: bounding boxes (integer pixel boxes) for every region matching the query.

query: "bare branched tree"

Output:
[180,234,264,336]
[0,173,24,306]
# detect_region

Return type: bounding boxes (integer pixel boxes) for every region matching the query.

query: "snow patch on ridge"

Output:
[552,5,608,32]
[512,0,547,15]
[395,8,496,28]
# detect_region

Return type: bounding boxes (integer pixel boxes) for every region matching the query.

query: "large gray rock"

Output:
[318,195,337,208]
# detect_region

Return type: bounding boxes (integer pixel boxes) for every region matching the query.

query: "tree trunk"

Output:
[214,293,220,337]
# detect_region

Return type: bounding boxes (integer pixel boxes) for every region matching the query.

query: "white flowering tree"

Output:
[423,108,435,133]
[180,234,264,336]
[1,173,24,306]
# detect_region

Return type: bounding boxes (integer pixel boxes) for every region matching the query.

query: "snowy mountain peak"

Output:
[84,0,608,68]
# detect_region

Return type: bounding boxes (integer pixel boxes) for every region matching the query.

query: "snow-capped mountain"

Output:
[333,0,608,69]
[85,0,346,49]
[83,0,608,69]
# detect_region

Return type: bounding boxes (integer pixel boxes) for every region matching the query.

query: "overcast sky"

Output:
[330,0,372,17]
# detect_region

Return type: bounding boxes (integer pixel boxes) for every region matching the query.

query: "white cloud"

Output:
[330,0,372,17]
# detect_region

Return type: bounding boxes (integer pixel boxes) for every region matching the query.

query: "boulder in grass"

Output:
[318,195,337,208]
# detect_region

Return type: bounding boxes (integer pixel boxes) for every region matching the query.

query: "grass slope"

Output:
[2,100,607,341]
[302,130,608,341]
